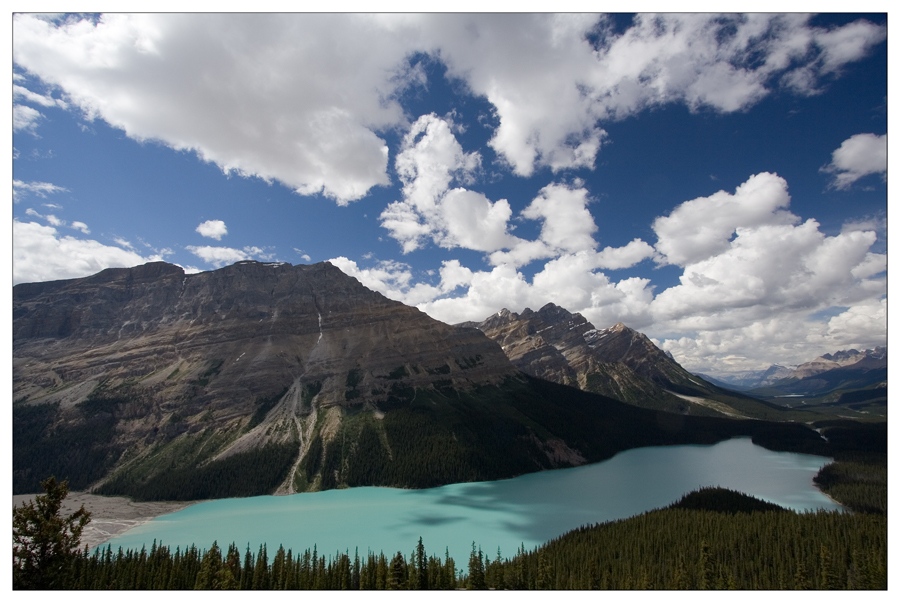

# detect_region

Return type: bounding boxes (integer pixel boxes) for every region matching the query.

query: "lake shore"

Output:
[13,492,202,551]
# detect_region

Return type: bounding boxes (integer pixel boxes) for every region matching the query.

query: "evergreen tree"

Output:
[271,545,286,588]
[13,476,91,590]
[240,544,254,590]
[389,551,407,590]
[793,554,810,590]
[468,542,486,589]
[415,537,428,590]
[671,554,690,589]
[536,549,552,590]
[193,541,222,589]
[444,547,457,590]
[224,543,241,586]
[697,539,713,589]
[819,544,834,590]
[252,544,269,590]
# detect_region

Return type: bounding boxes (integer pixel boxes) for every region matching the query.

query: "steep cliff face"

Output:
[14,260,514,410]
[13,261,520,496]
[463,304,745,416]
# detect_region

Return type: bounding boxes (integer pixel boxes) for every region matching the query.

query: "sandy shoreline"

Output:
[13,492,202,551]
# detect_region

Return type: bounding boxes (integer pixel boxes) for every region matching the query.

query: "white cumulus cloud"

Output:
[821,133,887,189]
[422,13,885,176]
[196,219,228,240]
[380,114,519,254]
[652,172,798,267]
[13,220,161,285]
[186,245,272,268]
[12,13,417,204]
[347,170,884,372]
[13,14,886,199]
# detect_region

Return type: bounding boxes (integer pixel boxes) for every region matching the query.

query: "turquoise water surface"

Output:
[102,437,838,560]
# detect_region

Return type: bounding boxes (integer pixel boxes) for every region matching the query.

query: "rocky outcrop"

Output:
[14,260,515,412]
[461,304,725,414]
[13,261,520,495]
[787,347,886,381]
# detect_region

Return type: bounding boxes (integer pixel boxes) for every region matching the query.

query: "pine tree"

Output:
[444,547,457,590]
[818,544,834,590]
[252,544,269,590]
[489,547,504,589]
[697,539,713,589]
[468,542,486,589]
[536,549,551,590]
[13,476,92,590]
[193,541,222,589]
[389,551,407,590]
[271,545,286,589]
[224,543,241,586]
[671,554,690,589]
[793,554,810,590]
[240,545,254,590]
[415,537,428,589]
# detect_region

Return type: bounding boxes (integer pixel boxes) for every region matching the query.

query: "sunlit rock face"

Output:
[787,347,886,381]
[14,260,515,406]
[13,261,518,466]
[462,303,718,411]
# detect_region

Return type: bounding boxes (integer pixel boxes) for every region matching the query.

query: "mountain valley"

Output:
[11,261,870,501]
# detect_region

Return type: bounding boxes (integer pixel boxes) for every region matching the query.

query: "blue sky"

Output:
[10,12,888,374]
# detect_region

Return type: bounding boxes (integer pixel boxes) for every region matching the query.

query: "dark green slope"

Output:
[333,376,834,493]
[500,497,886,589]
[15,374,835,501]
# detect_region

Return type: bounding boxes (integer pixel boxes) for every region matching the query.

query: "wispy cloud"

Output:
[13,180,68,202]
[186,245,273,268]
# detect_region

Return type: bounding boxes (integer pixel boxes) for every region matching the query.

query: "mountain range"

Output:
[13,261,830,500]
[460,304,787,420]
[699,347,886,409]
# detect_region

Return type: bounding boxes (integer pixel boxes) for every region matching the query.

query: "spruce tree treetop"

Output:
[13,476,91,589]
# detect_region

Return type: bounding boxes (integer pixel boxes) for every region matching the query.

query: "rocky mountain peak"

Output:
[535,302,574,323]
[14,261,519,465]
[464,305,725,414]
[788,346,887,380]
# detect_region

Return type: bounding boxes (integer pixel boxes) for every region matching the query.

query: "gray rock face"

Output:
[787,347,887,380]
[13,261,518,482]
[14,261,515,408]
[461,303,717,413]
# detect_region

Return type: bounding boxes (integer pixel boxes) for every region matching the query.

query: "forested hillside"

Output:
[41,488,886,590]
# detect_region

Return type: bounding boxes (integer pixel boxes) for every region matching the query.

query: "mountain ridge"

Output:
[13,261,829,500]
[460,303,783,419]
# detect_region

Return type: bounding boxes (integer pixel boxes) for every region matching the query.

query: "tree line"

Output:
[15,479,886,590]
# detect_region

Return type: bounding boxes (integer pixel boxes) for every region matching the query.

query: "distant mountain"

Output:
[786,347,886,381]
[697,365,795,391]
[461,304,783,419]
[14,261,823,500]
[744,347,887,399]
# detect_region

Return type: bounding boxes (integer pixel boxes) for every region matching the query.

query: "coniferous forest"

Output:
[16,484,886,590]
[14,416,887,590]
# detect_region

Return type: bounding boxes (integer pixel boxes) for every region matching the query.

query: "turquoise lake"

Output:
[102,437,839,560]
